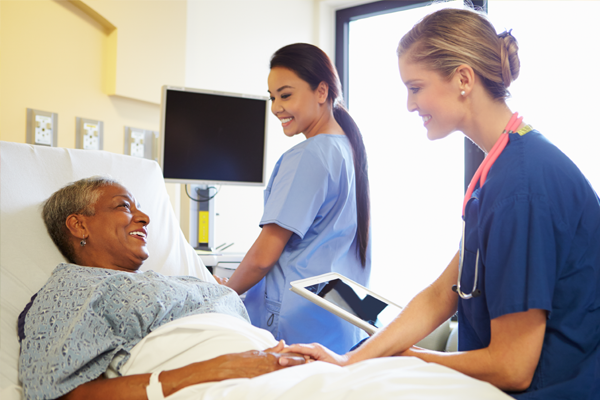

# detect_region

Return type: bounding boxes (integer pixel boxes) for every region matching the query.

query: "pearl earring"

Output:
[80,236,87,247]
[461,90,466,96]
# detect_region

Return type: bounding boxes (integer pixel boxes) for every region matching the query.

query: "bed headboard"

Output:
[0,141,214,390]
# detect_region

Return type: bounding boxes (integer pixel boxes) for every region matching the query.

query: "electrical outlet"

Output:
[35,115,53,145]
[130,131,145,157]
[84,125,99,149]
[76,117,104,150]
[124,127,156,159]
[26,108,58,147]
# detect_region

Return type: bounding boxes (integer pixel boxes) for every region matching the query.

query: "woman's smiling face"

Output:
[268,66,326,139]
[79,184,150,272]
[399,56,464,141]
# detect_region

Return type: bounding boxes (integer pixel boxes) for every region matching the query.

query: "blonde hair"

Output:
[397,8,520,100]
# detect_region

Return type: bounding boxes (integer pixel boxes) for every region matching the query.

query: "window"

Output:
[337,1,599,305]
[487,1,600,190]
[339,1,473,305]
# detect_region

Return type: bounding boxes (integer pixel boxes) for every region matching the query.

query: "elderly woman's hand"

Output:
[59,342,307,400]
[194,340,307,381]
[265,339,311,366]
[281,342,349,366]
[213,275,229,285]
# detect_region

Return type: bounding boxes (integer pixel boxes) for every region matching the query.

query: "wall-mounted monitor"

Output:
[159,85,269,186]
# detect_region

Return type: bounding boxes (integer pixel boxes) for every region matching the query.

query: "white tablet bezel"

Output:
[290,272,403,335]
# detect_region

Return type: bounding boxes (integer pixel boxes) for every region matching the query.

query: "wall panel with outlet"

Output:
[26,108,58,147]
[124,127,158,161]
[75,117,104,150]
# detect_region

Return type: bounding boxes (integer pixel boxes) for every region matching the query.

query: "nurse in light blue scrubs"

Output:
[223,43,372,354]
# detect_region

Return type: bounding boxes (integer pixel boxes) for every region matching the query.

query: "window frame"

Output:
[335,0,486,191]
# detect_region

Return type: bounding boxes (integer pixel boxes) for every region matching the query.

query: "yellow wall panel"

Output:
[0,0,185,154]
[82,0,187,104]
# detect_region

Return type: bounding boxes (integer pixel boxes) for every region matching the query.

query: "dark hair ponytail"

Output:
[333,105,370,266]
[270,43,370,266]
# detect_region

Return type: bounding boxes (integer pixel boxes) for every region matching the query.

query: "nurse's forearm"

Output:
[346,251,460,364]
[400,308,546,392]
[225,224,293,295]
[225,255,272,295]
[404,348,528,392]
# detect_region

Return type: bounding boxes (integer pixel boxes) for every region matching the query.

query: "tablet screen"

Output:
[304,278,402,329]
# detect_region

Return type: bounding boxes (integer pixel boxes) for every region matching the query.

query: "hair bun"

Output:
[498,30,520,87]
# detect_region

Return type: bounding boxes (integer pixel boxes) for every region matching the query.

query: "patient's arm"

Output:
[285,251,461,365]
[225,224,293,295]
[399,308,546,392]
[59,343,305,400]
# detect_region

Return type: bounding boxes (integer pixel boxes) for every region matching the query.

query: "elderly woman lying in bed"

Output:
[18,177,306,400]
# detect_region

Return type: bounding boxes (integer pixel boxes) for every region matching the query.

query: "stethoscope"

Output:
[452,112,523,300]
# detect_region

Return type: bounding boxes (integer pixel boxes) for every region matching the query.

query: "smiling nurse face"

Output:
[399,56,466,141]
[267,66,328,139]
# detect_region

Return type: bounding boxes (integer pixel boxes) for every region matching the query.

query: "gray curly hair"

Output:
[42,176,121,263]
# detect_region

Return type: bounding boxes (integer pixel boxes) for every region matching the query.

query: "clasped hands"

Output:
[218,340,308,379]
[280,342,425,366]
[222,340,344,377]
[245,340,350,368]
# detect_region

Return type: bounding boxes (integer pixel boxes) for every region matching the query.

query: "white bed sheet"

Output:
[112,314,512,400]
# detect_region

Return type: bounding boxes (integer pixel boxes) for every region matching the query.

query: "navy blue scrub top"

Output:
[458,129,600,399]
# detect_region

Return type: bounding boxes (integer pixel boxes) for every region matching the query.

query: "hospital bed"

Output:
[0,140,511,399]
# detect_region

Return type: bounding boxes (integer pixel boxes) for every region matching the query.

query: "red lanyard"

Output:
[462,112,523,216]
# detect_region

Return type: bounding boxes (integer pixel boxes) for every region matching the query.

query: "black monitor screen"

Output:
[160,87,268,185]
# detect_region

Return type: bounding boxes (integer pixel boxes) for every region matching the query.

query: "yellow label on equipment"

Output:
[198,211,209,243]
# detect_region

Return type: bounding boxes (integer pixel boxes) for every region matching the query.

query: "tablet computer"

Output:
[290,272,403,335]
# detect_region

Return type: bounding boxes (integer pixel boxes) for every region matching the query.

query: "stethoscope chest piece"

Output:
[453,231,482,300]
[452,284,482,299]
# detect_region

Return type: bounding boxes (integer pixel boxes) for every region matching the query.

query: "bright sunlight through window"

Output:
[348,1,600,307]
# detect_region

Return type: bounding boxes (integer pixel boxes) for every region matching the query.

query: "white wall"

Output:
[184,0,314,252]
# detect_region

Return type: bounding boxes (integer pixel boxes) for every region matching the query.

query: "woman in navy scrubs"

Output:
[285,8,600,399]
[223,43,372,354]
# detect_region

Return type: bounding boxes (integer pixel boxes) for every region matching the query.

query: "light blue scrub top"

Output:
[243,134,371,353]
[458,130,600,399]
